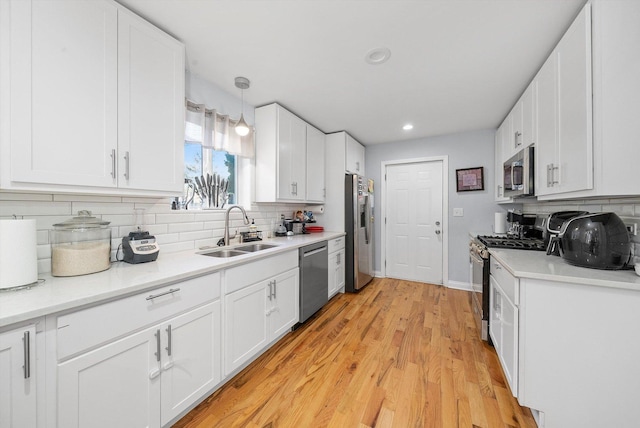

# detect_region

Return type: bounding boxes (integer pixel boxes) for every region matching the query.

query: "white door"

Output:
[160,302,221,426]
[117,7,185,193]
[0,325,37,428]
[9,0,118,188]
[57,326,160,428]
[268,268,299,338]
[224,281,269,375]
[385,161,443,284]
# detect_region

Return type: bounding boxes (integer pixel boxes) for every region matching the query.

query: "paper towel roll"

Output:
[0,219,38,289]
[494,212,507,234]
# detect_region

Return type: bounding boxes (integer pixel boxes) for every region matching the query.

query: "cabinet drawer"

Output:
[56,272,220,360]
[490,258,518,304]
[225,250,298,294]
[328,236,345,253]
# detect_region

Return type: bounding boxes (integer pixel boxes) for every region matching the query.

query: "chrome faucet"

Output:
[223,205,250,246]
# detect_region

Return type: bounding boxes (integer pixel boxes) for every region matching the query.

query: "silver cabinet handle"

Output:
[546,164,552,187]
[273,279,277,299]
[514,131,522,148]
[356,161,360,171]
[435,230,441,235]
[551,164,559,185]
[146,288,180,301]
[22,331,30,379]
[165,325,172,356]
[337,252,341,264]
[124,151,130,180]
[110,149,116,179]
[497,184,503,197]
[268,281,273,301]
[494,263,502,270]
[154,329,161,362]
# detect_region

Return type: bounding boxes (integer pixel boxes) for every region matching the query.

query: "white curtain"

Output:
[185,101,255,158]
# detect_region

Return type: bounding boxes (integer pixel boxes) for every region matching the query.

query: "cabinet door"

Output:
[306,124,326,202]
[521,81,536,149]
[535,54,558,197]
[0,325,36,428]
[555,4,593,194]
[160,302,221,426]
[328,250,346,298]
[224,281,269,375]
[494,124,510,202]
[277,107,307,200]
[9,0,118,188]
[489,276,519,398]
[327,251,337,298]
[511,102,523,156]
[345,134,365,175]
[269,268,299,338]
[336,249,346,292]
[57,326,160,428]
[117,7,185,193]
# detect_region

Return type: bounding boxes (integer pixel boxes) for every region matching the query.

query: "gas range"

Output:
[477,235,546,251]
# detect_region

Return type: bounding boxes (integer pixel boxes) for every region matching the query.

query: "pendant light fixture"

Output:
[234,76,250,137]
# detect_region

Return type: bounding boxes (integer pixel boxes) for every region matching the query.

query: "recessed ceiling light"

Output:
[403,124,414,131]
[365,47,391,65]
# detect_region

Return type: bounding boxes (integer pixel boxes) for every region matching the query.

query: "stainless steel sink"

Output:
[201,249,248,258]
[234,243,279,252]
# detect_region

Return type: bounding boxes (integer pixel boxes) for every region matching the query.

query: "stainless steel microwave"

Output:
[504,146,534,198]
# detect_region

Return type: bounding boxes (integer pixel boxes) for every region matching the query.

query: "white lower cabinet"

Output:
[489,260,519,398]
[57,302,220,428]
[0,324,37,428]
[489,276,518,396]
[224,267,299,375]
[328,237,346,298]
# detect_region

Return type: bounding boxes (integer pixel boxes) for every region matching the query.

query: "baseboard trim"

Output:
[446,280,472,292]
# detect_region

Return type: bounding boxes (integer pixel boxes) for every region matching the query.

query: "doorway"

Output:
[382,157,448,285]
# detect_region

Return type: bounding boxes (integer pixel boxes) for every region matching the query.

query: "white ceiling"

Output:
[118,0,586,145]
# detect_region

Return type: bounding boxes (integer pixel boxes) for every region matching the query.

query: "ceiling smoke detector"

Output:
[365,47,391,65]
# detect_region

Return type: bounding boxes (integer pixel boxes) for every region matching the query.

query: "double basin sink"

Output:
[200,243,279,258]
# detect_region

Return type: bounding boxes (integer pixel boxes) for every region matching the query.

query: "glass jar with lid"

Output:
[50,210,111,276]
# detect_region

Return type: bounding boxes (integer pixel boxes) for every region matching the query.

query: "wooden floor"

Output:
[174,278,536,428]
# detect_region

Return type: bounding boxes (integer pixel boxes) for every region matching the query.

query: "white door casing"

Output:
[382,158,447,285]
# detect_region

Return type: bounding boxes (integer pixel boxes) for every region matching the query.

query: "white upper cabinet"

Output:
[536,4,593,197]
[305,124,326,203]
[1,0,185,195]
[117,7,185,193]
[345,134,365,175]
[6,0,119,189]
[255,103,326,203]
[562,0,640,199]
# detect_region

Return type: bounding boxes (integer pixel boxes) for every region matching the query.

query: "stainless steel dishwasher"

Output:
[299,241,328,323]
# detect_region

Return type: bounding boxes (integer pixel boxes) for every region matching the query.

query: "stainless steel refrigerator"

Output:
[345,174,374,292]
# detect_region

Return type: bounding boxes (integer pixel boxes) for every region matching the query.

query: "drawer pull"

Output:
[22,331,30,379]
[166,324,172,357]
[146,288,181,301]
[149,368,161,379]
[154,329,161,362]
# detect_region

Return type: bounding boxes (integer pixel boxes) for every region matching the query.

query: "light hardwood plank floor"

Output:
[174,278,536,428]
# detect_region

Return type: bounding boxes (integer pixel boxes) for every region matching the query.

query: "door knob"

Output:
[435,230,441,235]
[435,221,441,226]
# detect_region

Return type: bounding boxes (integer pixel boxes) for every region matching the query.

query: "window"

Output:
[184,143,236,207]
[183,100,254,209]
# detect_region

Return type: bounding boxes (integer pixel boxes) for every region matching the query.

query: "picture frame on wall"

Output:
[456,167,484,192]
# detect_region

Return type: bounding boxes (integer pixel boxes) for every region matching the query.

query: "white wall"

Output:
[366,129,511,286]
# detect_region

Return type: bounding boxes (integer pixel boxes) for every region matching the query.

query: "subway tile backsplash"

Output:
[0,192,301,274]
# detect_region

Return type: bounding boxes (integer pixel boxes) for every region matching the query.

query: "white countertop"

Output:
[0,232,344,328]
[488,248,640,291]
